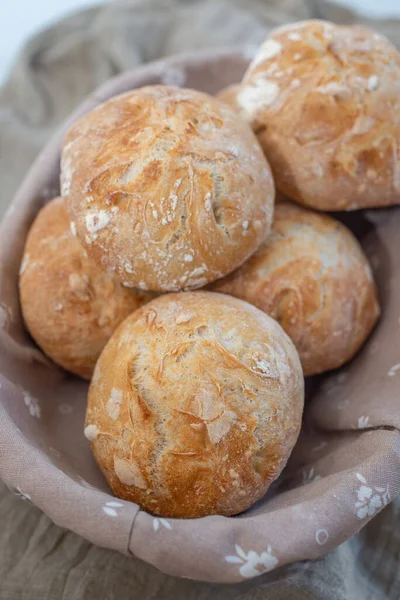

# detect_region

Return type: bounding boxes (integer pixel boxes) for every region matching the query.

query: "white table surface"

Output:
[2,0,400,83]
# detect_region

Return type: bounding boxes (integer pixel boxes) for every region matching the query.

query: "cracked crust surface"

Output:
[238,20,400,210]
[19,197,151,379]
[212,202,380,375]
[62,85,274,292]
[85,291,304,518]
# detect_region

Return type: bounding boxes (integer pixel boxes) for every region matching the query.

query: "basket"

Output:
[1,49,400,583]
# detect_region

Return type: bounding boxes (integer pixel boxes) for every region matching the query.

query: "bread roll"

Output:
[19,197,151,379]
[216,84,241,111]
[212,202,380,375]
[62,85,275,292]
[85,291,304,518]
[237,20,400,211]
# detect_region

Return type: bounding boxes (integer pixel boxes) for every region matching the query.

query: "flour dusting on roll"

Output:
[19,197,151,379]
[212,202,380,375]
[238,20,400,211]
[85,292,304,518]
[62,86,275,292]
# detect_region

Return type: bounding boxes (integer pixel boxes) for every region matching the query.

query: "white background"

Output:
[2,0,400,82]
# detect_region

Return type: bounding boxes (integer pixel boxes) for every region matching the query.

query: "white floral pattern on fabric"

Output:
[357,415,370,429]
[15,486,31,501]
[388,363,400,377]
[102,500,124,517]
[315,528,329,545]
[23,393,41,418]
[225,544,278,578]
[355,473,389,519]
[153,518,172,532]
[302,467,321,485]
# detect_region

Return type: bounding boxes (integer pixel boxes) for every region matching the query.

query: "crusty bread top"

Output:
[62,85,275,292]
[238,20,400,210]
[85,291,304,518]
[19,197,150,379]
[212,201,380,375]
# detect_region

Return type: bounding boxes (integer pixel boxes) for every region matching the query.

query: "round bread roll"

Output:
[62,85,275,292]
[85,291,304,518]
[212,202,380,375]
[216,84,241,111]
[19,197,151,379]
[237,20,400,211]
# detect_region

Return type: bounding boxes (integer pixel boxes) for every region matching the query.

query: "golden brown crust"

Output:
[85,291,304,518]
[62,85,275,292]
[238,20,400,211]
[212,202,380,375]
[19,197,151,379]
